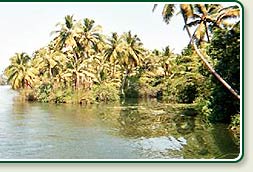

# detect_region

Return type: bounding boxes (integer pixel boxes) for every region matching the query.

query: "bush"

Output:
[36,82,53,103]
[230,114,240,127]
[92,82,120,102]
[176,81,198,103]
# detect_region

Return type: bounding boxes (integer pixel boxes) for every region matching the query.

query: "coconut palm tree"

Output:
[185,4,240,43]
[120,31,145,97]
[52,15,82,51]
[104,32,124,77]
[62,53,98,90]
[5,53,37,89]
[153,4,240,100]
[121,31,145,69]
[185,4,222,42]
[80,18,103,58]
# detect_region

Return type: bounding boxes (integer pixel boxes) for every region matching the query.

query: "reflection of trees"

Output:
[173,115,219,159]
[173,115,195,134]
[116,101,239,159]
[11,98,239,159]
[180,117,239,159]
[117,104,178,138]
[211,124,240,159]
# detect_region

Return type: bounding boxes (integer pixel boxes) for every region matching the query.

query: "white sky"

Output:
[0,2,236,72]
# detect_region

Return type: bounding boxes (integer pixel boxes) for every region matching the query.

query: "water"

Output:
[0,86,239,159]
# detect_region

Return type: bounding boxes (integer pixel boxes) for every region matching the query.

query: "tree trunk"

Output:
[121,69,129,98]
[192,43,240,99]
[75,73,80,90]
[181,12,240,100]
[204,22,210,42]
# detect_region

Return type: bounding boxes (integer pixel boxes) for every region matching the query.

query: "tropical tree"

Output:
[5,53,37,89]
[80,18,103,58]
[51,16,103,90]
[186,4,240,42]
[52,15,82,51]
[121,31,144,69]
[104,32,124,77]
[186,4,222,42]
[120,31,145,96]
[153,3,240,100]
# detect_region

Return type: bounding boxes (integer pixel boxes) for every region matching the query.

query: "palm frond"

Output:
[162,4,176,24]
[180,4,194,21]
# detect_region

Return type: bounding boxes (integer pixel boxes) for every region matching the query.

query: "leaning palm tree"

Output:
[153,4,240,100]
[185,4,223,42]
[5,53,37,89]
[186,4,240,42]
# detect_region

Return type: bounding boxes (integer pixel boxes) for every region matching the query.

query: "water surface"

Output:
[0,86,239,159]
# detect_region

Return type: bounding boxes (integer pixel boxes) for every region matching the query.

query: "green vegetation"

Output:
[4,4,240,128]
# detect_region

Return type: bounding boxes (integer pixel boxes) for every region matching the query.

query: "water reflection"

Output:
[0,86,239,159]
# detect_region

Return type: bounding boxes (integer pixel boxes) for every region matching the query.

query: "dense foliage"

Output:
[4,3,241,126]
[207,24,240,123]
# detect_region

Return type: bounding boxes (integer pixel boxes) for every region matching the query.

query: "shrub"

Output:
[36,82,53,103]
[92,82,120,102]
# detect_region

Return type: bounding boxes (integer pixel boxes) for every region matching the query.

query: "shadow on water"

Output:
[0,86,240,159]
[114,98,240,159]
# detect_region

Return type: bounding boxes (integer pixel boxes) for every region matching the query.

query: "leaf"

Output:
[162,4,176,24]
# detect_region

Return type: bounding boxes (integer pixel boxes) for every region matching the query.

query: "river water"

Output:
[0,85,239,160]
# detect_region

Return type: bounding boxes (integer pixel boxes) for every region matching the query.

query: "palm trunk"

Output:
[121,69,129,98]
[192,43,240,99]
[204,22,210,42]
[75,73,80,90]
[181,12,240,100]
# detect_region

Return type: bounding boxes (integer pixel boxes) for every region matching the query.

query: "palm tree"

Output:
[121,31,145,69]
[80,18,103,58]
[153,4,240,100]
[5,53,37,89]
[104,32,124,77]
[120,31,145,96]
[52,15,82,51]
[62,55,97,89]
[185,4,223,42]
[52,16,102,90]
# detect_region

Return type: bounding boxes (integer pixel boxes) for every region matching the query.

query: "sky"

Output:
[0,2,236,72]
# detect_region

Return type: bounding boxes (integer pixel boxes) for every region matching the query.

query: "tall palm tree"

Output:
[52,16,102,90]
[104,32,124,77]
[80,18,103,58]
[185,4,223,42]
[52,15,82,51]
[120,31,145,96]
[153,4,240,100]
[5,53,37,89]
[121,31,145,69]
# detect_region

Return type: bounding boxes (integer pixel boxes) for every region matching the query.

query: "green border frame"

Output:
[0,0,244,163]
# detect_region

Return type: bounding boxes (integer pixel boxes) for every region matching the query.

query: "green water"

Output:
[0,86,239,159]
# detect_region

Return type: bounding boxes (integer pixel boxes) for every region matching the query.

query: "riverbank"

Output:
[13,84,240,145]
[0,85,240,159]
